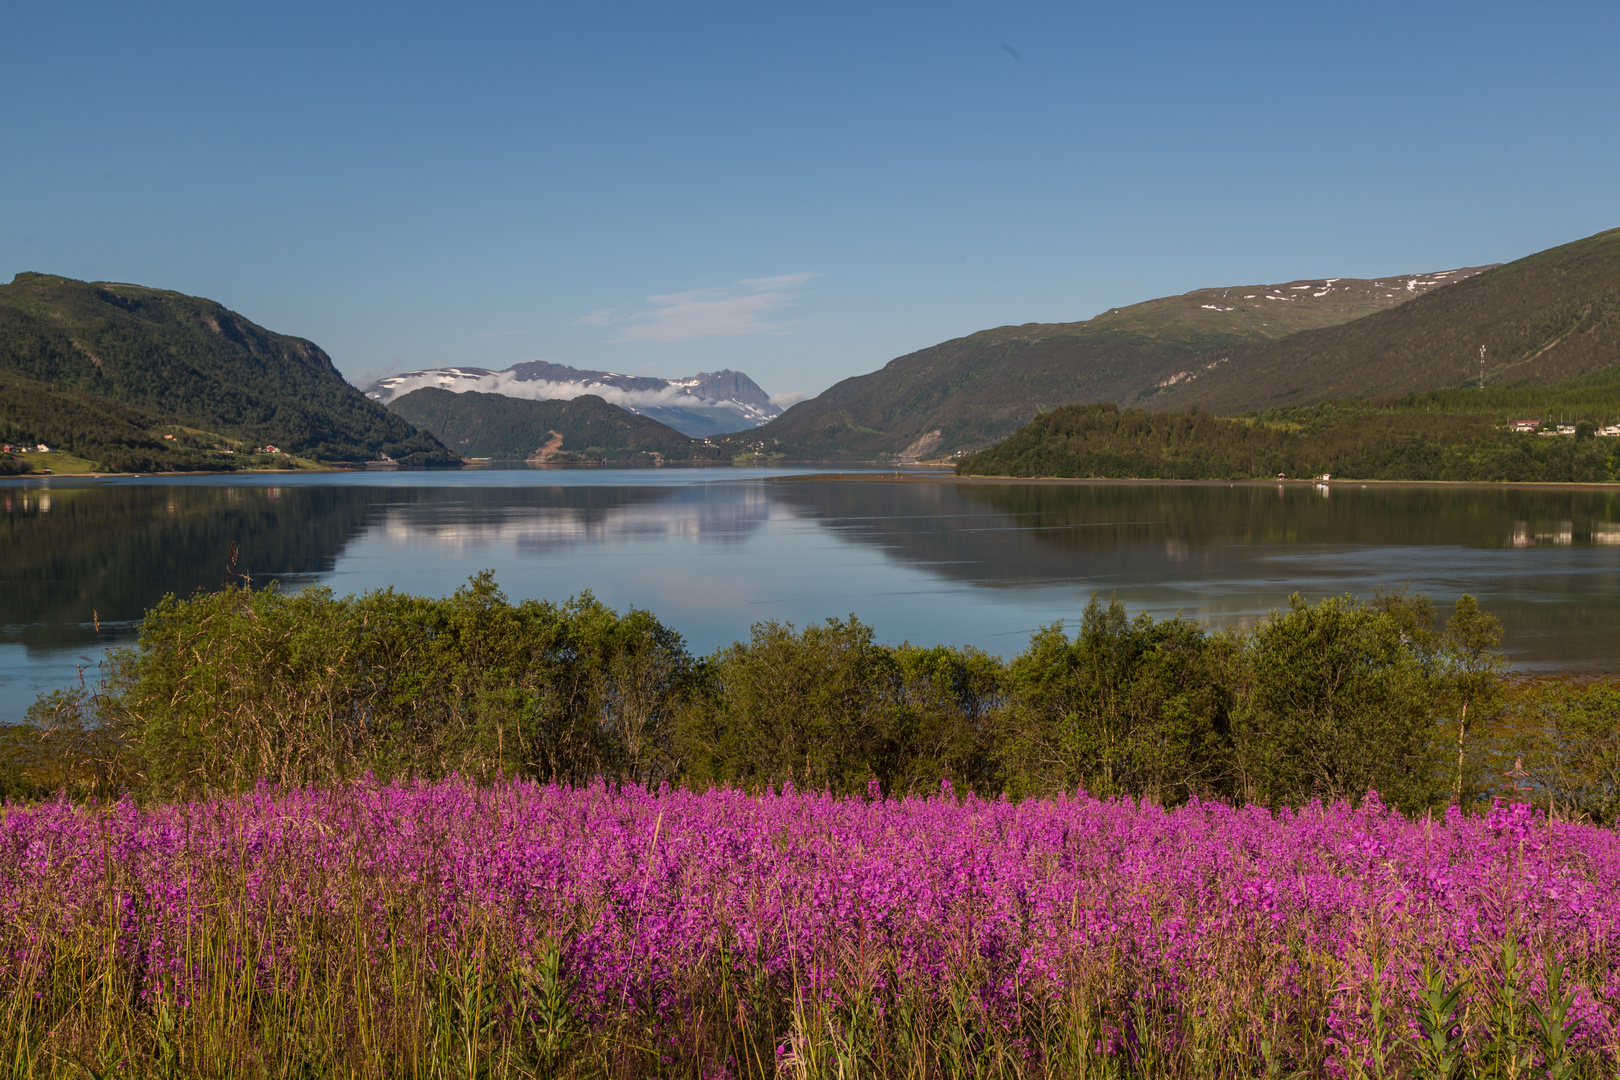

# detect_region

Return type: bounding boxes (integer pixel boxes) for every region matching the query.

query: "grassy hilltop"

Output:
[0,273,456,471]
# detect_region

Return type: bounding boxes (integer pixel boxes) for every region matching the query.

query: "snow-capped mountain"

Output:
[365,361,782,438]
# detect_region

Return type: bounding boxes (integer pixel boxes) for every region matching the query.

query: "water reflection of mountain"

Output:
[1,484,381,652]
[372,482,776,553]
[767,480,1620,669]
[1,482,779,654]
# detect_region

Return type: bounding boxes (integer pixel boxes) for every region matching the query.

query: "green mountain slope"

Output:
[0,273,455,467]
[1149,228,1620,414]
[388,388,724,462]
[0,372,272,473]
[716,268,1490,461]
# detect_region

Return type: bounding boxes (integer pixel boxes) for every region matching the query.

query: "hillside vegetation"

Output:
[1151,227,1620,413]
[387,387,724,462]
[717,267,1489,460]
[0,371,291,473]
[0,273,455,468]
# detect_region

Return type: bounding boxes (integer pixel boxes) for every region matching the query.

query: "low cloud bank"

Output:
[376,369,748,414]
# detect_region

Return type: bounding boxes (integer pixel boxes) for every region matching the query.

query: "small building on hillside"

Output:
[1509,419,1540,433]
[1598,424,1620,437]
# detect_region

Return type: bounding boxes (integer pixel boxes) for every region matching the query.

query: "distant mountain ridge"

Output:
[387,388,723,462]
[0,272,456,469]
[366,362,781,438]
[716,265,1494,461]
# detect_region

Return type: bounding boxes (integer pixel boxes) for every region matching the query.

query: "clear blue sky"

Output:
[5,0,1617,401]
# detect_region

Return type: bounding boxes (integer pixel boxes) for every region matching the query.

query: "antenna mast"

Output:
[1479,345,1486,390]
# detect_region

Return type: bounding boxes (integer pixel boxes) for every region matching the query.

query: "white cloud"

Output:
[769,391,806,408]
[578,273,818,343]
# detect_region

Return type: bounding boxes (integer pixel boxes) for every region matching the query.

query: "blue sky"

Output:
[4,1,1617,402]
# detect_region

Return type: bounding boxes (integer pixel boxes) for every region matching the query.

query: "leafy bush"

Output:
[28,572,694,797]
[1002,597,1236,802]
[676,618,1002,796]
[14,574,1618,820]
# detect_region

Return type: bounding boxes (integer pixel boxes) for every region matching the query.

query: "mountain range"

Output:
[387,388,724,462]
[366,362,780,437]
[6,227,1618,475]
[713,265,1497,460]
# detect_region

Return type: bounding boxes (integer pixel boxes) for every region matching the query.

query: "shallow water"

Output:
[4,468,1619,722]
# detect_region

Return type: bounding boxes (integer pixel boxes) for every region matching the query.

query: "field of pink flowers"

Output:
[3,780,1618,1078]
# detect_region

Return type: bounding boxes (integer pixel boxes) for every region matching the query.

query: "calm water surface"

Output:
[4,468,1620,723]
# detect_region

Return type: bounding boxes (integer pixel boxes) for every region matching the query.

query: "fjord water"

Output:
[3,469,1619,724]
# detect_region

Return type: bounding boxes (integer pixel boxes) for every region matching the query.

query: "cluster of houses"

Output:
[1508,420,1620,437]
[1,443,51,453]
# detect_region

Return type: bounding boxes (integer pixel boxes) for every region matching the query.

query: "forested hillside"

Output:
[0,273,455,468]
[387,388,724,461]
[957,375,1620,482]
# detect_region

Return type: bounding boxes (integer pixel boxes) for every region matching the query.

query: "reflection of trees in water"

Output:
[1,482,782,654]
[374,482,776,553]
[5,478,1619,668]
[766,480,1620,668]
[776,480,1620,570]
[1,484,384,651]
[961,483,1620,550]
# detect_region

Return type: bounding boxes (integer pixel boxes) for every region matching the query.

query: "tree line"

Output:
[6,574,1617,821]
[957,400,1620,482]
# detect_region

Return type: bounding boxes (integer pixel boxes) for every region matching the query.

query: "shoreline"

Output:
[777,470,1620,492]
[7,465,1617,493]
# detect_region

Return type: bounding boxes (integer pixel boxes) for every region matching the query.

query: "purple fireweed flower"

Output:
[2,782,1617,1058]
